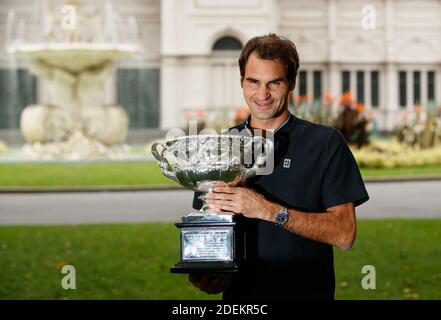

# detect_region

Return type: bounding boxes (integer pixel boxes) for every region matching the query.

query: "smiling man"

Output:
[189,34,369,300]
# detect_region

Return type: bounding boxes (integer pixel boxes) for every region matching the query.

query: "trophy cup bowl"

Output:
[151,134,273,273]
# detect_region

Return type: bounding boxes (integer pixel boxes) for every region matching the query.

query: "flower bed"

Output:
[351,139,441,169]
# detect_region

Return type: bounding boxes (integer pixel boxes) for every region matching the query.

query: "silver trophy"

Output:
[151,134,273,273]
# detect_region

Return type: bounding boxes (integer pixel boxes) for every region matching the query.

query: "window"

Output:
[371,71,379,108]
[356,71,364,103]
[399,71,407,108]
[313,71,322,101]
[299,71,307,96]
[413,71,421,105]
[0,69,36,129]
[212,36,242,51]
[428,71,435,103]
[117,69,160,128]
[342,71,350,93]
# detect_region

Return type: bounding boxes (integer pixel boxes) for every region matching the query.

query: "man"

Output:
[189,34,369,300]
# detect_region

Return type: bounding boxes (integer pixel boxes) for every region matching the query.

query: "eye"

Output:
[269,81,281,87]
[246,79,259,86]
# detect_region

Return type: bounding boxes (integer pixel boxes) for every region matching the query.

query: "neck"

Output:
[249,110,290,131]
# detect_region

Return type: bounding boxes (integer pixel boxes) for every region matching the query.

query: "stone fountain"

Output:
[5,0,141,159]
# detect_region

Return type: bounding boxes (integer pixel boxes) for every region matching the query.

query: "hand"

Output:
[226,176,243,187]
[205,186,279,221]
[188,273,232,294]
[204,179,243,213]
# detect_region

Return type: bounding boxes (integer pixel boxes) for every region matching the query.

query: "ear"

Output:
[240,76,244,88]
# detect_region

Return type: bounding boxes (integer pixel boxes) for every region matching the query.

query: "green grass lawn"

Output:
[360,165,441,179]
[0,219,439,300]
[1,162,441,189]
[0,162,177,189]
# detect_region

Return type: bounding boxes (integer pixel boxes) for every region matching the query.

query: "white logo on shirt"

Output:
[283,158,291,168]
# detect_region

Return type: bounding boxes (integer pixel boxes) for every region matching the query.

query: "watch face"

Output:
[275,209,288,226]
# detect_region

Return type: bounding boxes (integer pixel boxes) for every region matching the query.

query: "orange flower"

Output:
[340,91,353,106]
[185,111,193,120]
[239,106,249,117]
[356,103,365,113]
[234,106,250,123]
[196,107,205,118]
[402,111,408,121]
[324,92,334,104]
[295,95,302,105]
[414,104,422,113]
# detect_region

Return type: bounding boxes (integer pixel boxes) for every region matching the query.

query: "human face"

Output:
[241,51,291,127]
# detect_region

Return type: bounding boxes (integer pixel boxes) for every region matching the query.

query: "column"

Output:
[328,63,340,109]
[385,0,396,130]
[385,63,398,131]
[350,70,356,98]
[327,0,339,109]
[437,67,441,106]
[365,68,371,111]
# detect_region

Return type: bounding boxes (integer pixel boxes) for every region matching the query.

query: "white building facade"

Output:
[1,0,440,143]
[159,0,441,132]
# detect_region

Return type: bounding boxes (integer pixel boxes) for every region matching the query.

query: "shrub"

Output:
[0,140,7,154]
[395,105,441,149]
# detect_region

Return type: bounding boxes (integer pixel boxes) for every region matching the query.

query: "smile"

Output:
[254,101,273,110]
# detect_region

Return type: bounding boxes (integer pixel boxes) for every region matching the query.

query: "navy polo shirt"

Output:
[192,113,369,300]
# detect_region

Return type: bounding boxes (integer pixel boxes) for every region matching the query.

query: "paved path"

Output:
[0,181,440,225]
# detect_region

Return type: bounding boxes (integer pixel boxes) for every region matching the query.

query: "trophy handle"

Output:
[151,142,178,182]
[240,136,273,181]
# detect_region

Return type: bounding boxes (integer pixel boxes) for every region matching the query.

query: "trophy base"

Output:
[170,261,239,273]
[172,213,247,274]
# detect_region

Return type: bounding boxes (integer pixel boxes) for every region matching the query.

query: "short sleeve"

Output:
[320,130,369,209]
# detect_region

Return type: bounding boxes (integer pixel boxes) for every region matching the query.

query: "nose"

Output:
[256,85,270,101]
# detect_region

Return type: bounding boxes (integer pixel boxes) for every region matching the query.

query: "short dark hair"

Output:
[238,33,300,89]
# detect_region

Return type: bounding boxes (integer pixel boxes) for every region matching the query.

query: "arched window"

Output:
[212,36,243,51]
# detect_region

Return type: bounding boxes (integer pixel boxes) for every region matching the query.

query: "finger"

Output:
[205,193,235,201]
[216,274,232,290]
[211,273,229,286]
[197,273,216,292]
[212,186,236,194]
[189,273,203,284]
[206,199,236,209]
[227,176,242,187]
[208,275,228,294]
[206,199,232,206]
[208,206,223,213]
[215,202,238,213]
[211,181,228,188]
[204,273,229,294]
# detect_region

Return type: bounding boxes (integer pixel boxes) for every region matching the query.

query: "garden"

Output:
[0,92,440,300]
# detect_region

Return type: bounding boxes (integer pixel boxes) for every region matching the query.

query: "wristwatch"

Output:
[274,206,289,227]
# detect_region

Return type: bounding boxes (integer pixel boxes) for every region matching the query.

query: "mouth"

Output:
[253,100,273,110]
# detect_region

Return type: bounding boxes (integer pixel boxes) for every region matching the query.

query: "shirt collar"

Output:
[243,112,296,135]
